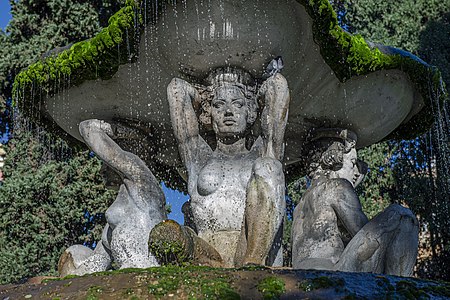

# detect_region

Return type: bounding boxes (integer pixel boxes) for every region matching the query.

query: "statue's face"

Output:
[334,148,364,187]
[211,85,249,138]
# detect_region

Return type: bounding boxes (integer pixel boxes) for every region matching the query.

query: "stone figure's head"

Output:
[199,68,258,141]
[305,128,368,187]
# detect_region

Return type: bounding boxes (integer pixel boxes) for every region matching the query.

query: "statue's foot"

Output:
[58,245,111,277]
[185,227,224,267]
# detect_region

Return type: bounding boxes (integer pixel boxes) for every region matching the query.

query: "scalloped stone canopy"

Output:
[43,0,422,170]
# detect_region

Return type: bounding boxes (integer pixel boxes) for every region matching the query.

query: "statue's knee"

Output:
[252,157,283,178]
[383,204,419,233]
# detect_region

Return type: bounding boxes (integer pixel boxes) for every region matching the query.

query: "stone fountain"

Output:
[13,0,446,279]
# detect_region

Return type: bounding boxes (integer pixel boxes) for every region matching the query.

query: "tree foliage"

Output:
[340,0,450,54]
[0,0,121,284]
[356,142,396,218]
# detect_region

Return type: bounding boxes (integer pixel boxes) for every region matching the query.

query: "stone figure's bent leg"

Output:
[149,220,223,267]
[58,225,112,277]
[335,204,419,276]
[235,157,286,266]
[109,220,160,269]
[384,205,419,276]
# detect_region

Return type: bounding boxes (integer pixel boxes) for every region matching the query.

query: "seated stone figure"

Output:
[167,68,290,267]
[291,129,419,276]
[58,119,167,276]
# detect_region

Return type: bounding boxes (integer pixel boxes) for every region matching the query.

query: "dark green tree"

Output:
[0,0,121,283]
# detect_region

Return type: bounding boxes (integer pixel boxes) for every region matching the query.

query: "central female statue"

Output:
[167,68,290,267]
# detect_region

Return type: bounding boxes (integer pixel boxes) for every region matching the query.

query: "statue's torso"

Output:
[187,144,260,266]
[191,150,258,232]
[292,178,348,268]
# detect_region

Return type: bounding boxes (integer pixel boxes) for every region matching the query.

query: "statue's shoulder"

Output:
[323,177,354,193]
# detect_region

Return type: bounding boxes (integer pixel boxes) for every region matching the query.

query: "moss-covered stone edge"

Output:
[297,0,448,140]
[12,0,140,147]
[13,0,139,95]
[12,0,447,142]
[47,265,241,298]
[41,267,450,299]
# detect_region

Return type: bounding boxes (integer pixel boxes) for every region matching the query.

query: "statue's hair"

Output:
[305,128,357,178]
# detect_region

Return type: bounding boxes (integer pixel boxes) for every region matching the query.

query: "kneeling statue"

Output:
[291,128,419,276]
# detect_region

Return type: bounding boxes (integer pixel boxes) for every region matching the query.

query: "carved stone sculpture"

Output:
[167,68,290,267]
[291,129,419,276]
[58,119,167,276]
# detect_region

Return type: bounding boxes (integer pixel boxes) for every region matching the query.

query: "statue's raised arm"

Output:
[167,78,209,168]
[258,73,290,161]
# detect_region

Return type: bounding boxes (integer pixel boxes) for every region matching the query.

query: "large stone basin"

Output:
[15,0,443,181]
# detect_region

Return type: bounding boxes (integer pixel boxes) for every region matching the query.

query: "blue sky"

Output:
[0,0,187,224]
[0,0,11,30]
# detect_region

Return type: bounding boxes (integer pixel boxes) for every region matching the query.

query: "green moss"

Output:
[376,276,395,292]
[299,276,345,292]
[86,285,104,300]
[42,274,80,283]
[238,265,269,271]
[143,266,240,299]
[81,265,239,299]
[149,240,191,265]
[123,287,135,297]
[14,0,138,93]
[257,277,286,300]
[148,275,180,297]
[12,0,140,146]
[148,220,193,265]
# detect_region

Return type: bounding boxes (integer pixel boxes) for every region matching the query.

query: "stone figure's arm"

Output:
[258,73,290,161]
[79,119,153,183]
[330,179,369,236]
[167,78,203,165]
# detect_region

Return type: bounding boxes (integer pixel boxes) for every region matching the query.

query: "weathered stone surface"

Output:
[2,267,450,299]
[292,129,419,276]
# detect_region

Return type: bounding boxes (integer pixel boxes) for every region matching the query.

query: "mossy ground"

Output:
[2,267,449,300]
[257,276,286,300]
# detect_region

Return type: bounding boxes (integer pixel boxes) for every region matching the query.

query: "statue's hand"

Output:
[258,73,288,108]
[80,119,115,137]
[98,120,115,137]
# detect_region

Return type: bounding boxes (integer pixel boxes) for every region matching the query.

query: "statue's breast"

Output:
[196,155,253,196]
[196,159,224,196]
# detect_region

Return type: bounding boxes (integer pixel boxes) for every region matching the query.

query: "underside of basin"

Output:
[14,0,446,183]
